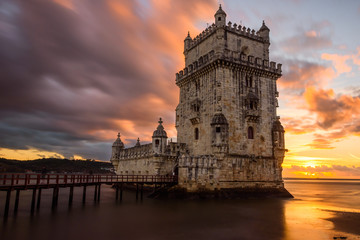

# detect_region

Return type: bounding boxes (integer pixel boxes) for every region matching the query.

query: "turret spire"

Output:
[135,137,141,147]
[214,4,227,27]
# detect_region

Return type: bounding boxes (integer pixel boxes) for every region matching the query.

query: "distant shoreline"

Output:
[284,177,360,181]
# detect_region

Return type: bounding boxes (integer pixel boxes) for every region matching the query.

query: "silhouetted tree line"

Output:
[0,158,114,174]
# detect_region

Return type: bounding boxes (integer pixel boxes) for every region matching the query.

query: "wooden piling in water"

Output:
[4,189,11,220]
[52,187,59,210]
[69,186,74,206]
[14,189,20,215]
[82,185,87,204]
[31,188,36,215]
[120,183,123,201]
[136,184,139,200]
[36,188,42,210]
[115,184,119,201]
[97,184,101,201]
[94,185,98,201]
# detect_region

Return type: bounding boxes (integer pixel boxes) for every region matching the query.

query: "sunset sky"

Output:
[0,0,360,178]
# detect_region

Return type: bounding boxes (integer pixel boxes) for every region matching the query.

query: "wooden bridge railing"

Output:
[0,173,177,189]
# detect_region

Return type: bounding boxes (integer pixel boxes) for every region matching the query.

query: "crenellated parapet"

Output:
[185,21,268,52]
[118,143,153,160]
[176,51,282,84]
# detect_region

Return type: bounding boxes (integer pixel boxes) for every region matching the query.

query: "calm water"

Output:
[1,180,360,240]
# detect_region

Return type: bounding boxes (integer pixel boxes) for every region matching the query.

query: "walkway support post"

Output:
[97,184,101,201]
[69,186,74,206]
[82,185,87,204]
[4,189,11,220]
[94,185,98,202]
[120,183,123,201]
[136,184,139,200]
[52,187,59,210]
[14,189,20,215]
[36,188,42,210]
[115,184,119,201]
[31,188,36,215]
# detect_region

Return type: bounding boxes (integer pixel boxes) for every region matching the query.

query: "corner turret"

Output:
[258,20,270,42]
[272,117,285,149]
[152,118,168,154]
[110,132,124,170]
[184,31,192,51]
[214,4,226,27]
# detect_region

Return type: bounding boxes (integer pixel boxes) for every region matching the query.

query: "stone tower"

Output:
[175,5,288,192]
[111,6,291,197]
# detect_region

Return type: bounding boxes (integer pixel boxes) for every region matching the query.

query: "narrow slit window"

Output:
[195,128,199,140]
[248,127,254,139]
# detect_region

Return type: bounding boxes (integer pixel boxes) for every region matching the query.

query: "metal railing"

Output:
[0,173,177,188]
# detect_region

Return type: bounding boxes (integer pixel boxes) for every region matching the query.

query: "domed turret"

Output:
[184,31,192,51]
[112,132,124,148]
[135,137,141,147]
[211,113,228,125]
[214,4,226,27]
[258,20,270,43]
[110,132,124,171]
[152,118,168,154]
[153,118,167,138]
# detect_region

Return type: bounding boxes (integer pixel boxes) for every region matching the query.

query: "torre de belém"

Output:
[110,6,292,198]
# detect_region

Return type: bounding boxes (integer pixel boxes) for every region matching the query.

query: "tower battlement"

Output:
[186,21,267,52]
[176,53,282,84]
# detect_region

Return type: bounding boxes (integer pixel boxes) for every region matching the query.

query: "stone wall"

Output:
[178,155,283,192]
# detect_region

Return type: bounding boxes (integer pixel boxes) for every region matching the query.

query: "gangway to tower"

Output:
[0,173,177,220]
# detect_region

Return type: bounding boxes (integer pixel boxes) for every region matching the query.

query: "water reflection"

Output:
[1,180,360,240]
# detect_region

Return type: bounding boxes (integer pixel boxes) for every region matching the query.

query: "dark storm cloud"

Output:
[0,0,216,160]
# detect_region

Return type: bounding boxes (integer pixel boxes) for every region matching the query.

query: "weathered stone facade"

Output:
[110,6,289,195]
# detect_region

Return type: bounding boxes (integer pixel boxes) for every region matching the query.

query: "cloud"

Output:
[352,46,360,68]
[280,22,332,53]
[321,53,352,74]
[283,164,360,178]
[300,87,360,149]
[0,0,217,160]
[305,136,336,149]
[279,59,335,93]
[304,87,360,129]
[282,117,317,135]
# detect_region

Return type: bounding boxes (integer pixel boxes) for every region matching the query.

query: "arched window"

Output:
[195,128,199,140]
[155,139,160,147]
[249,101,254,110]
[248,127,254,139]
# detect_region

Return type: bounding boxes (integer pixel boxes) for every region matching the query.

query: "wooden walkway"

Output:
[0,173,177,220]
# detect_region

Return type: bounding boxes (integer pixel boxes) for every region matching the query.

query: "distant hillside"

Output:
[0,158,114,174]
